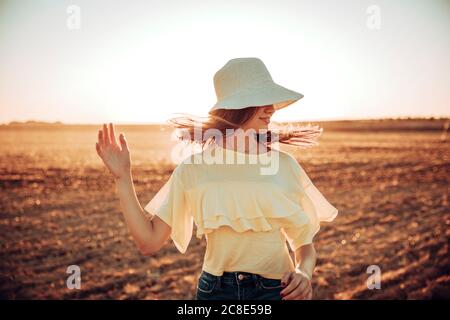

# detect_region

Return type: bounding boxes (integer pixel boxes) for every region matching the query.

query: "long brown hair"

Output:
[167,106,323,150]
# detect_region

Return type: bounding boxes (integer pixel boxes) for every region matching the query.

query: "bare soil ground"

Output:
[0,120,449,299]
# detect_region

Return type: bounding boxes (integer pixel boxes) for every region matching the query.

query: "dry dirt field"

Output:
[0,119,449,299]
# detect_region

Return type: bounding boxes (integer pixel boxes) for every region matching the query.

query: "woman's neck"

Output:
[217,131,270,155]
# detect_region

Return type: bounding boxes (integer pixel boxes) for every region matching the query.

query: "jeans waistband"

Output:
[201,270,264,286]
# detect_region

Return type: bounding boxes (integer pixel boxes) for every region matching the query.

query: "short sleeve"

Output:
[282,155,338,251]
[143,166,193,254]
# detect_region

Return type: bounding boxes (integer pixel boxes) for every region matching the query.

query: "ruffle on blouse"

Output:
[189,177,338,251]
[144,149,338,253]
[191,182,303,236]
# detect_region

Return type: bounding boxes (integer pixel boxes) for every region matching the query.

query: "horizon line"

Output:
[1,115,449,126]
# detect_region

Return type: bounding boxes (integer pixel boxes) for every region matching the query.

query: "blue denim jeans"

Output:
[195,270,283,300]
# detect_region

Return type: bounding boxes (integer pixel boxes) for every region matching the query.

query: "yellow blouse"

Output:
[144,143,338,279]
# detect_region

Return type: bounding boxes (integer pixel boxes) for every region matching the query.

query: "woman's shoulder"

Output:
[276,148,301,166]
[275,149,310,180]
[169,150,206,186]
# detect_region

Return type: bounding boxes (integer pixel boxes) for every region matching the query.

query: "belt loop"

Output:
[254,274,261,289]
[216,275,221,289]
[252,274,257,282]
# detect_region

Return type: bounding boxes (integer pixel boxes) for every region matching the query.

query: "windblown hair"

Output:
[167,106,323,150]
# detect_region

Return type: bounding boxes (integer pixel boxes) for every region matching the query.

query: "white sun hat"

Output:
[209,57,304,114]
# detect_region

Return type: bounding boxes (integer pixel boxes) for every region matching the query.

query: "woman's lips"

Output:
[260,117,271,124]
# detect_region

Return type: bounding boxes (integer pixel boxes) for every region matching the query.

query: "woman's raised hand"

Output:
[95,123,131,181]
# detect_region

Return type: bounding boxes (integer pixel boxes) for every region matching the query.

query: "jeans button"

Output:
[238,274,245,280]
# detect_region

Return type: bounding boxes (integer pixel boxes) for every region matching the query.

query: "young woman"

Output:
[95,58,338,300]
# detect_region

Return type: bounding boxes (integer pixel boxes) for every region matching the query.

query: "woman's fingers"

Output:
[282,282,302,300]
[95,142,102,157]
[98,129,104,146]
[283,281,308,300]
[280,272,313,300]
[296,280,311,299]
[119,133,129,152]
[296,284,312,300]
[281,271,292,287]
[280,273,300,297]
[109,123,118,146]
[287,277,312,300]
[102,123,110,145]
[296,278,308,291]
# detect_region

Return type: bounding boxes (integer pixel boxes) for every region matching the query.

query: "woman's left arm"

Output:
[280,243,316,300]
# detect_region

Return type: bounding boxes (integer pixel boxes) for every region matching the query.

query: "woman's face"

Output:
[241,105,275,131]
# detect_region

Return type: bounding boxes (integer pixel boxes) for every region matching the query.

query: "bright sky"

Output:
[0,0,449,124]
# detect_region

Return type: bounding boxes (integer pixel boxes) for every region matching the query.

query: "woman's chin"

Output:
[254,127,269,137]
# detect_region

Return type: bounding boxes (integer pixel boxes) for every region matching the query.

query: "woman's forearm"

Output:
[115,172,154,251]
[294,244,317,279]
[95,123,166,254]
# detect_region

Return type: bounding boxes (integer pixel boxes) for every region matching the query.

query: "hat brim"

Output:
[209,82,303,113]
